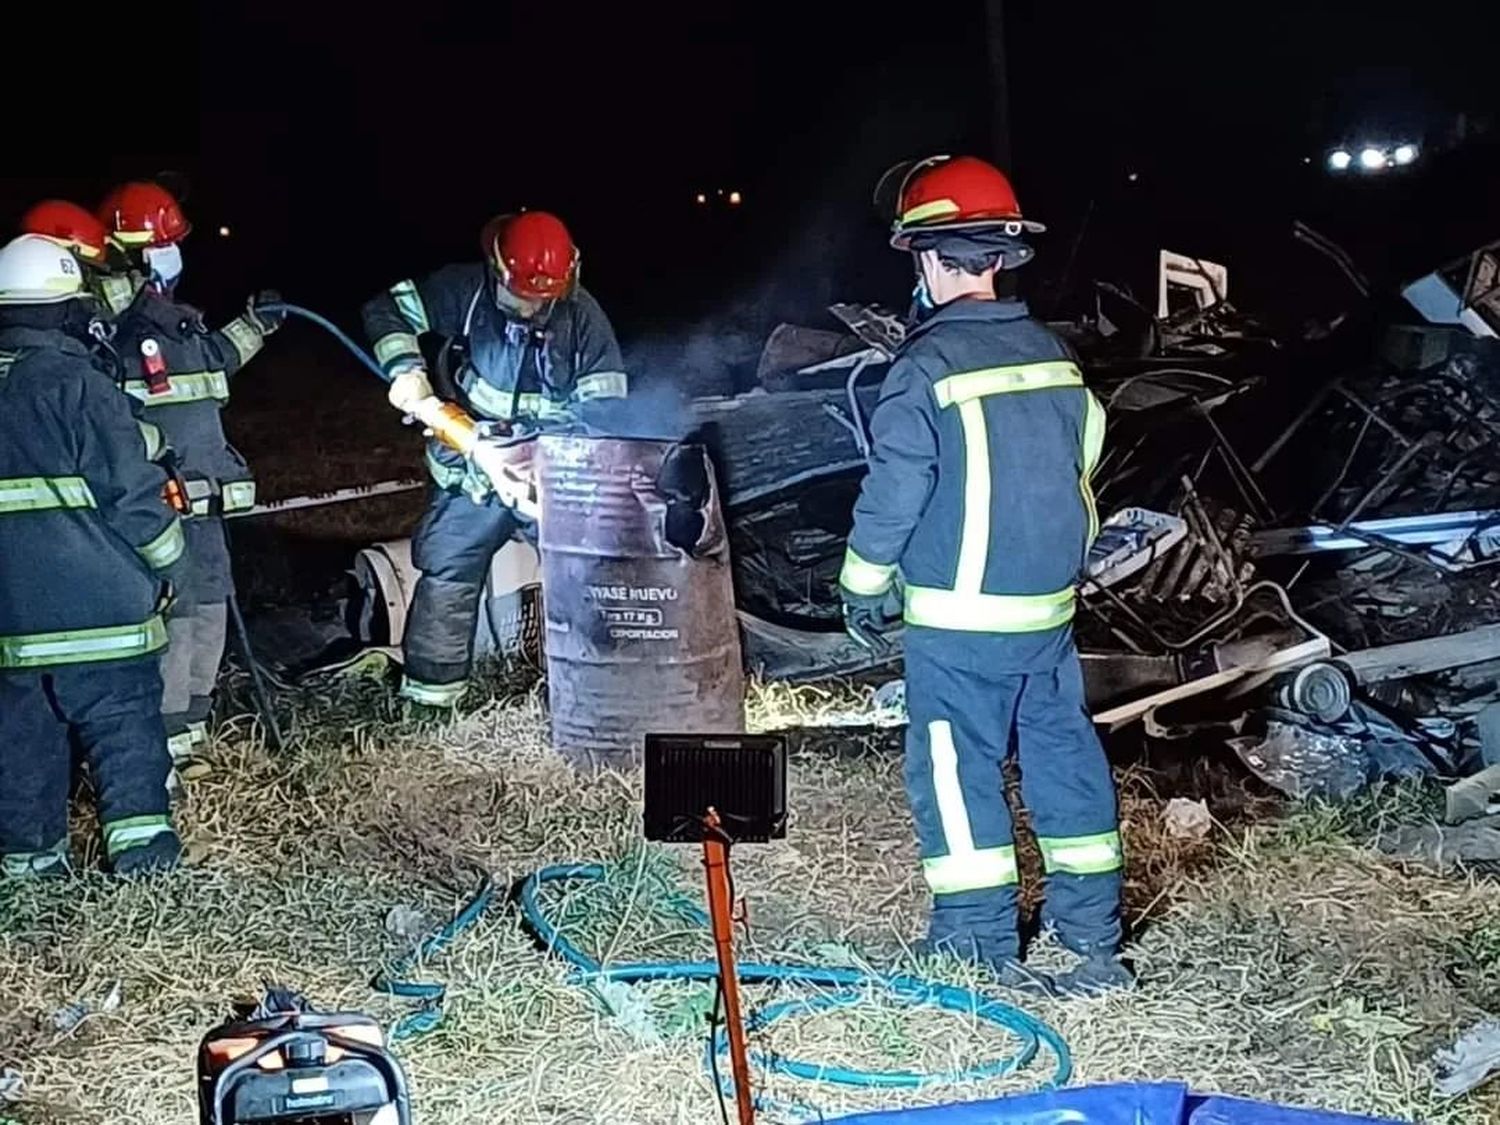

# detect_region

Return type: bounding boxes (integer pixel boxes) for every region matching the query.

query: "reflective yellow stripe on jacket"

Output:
[839,547,897,597]
[0,475,96,513]
[137,519,185,570]
[903,361,1094,633]
[463,376,574,423]
[123,370,230,405]
[0,615,169,669]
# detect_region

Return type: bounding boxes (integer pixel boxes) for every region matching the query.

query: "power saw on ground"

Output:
[197,987,411,1125]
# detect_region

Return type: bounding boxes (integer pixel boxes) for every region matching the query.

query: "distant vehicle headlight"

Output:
[1393,143,1419,166]
[1359,147,1388,170]
[1328,149,1353,171]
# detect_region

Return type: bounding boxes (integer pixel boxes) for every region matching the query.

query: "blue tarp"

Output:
[823,1083,1408,1125]
[1186,1094,1407,1125]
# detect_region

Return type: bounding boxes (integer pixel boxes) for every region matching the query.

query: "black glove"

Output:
[248,289,285,333]
[842,588,900,653]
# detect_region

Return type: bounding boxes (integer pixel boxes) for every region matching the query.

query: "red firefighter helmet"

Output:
[480,211,579,302]
[19,200,110,264]
[888,155,1044,249]
[96,182,191,247]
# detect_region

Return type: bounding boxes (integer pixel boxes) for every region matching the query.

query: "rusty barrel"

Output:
[536,435,745,767]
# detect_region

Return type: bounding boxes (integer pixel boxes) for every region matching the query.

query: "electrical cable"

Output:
[709,978,733,1125]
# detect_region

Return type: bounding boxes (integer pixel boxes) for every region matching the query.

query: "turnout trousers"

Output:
[0,660,174,870]
[402,485,520,705]
[161,518,232,758]
[903,630,1124,959]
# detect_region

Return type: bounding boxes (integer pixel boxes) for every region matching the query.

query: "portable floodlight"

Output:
[644,733,788,1125]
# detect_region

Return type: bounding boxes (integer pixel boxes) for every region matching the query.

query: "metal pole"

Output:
[984,0,1012,170]
[703,809,755,1125]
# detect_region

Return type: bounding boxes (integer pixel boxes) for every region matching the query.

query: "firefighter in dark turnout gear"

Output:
[98,182,282,773]
[0,235,186,877]
[363,211,626,706]
[840,157,1129,995]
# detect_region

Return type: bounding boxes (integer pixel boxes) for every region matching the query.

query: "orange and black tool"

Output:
[642,733,787,1125]
[703,807,756,1125]
[160,451,192,515]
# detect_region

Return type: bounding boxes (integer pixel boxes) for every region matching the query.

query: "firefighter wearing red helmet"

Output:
[839,156,1129,995]
[99,181,284,781]
[19,200,137,315]
[363,210,625,707]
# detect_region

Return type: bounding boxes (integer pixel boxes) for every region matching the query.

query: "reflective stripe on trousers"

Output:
[101,814,173,860]
[398,676,467,707]
[1038,831,1124,875]
[920,718,1019,894]
[903,640,1124,952]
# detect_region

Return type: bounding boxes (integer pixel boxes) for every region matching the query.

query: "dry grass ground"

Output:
[3,676,1500,1125]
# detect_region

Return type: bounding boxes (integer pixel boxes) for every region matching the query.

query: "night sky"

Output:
[7,1,1499,359]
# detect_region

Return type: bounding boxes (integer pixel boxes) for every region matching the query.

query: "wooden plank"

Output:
[1339,624,1500,685]
[1092,635,1330,730]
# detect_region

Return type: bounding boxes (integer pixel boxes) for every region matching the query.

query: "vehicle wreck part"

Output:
[1271,662,1353,723]
[1252,509,1500,558]
[351,537,543,665]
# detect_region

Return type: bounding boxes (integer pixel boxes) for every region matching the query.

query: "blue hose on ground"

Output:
[518,863,1071,1117]
[257,302,392,383]
[372,872,501,1041]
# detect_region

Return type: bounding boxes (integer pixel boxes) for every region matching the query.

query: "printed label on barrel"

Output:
[587,584,681,641]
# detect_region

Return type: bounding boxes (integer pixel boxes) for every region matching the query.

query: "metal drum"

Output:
[536,435,745,767]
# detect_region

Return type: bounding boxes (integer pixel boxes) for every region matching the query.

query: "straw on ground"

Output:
[2,674,1497,1124]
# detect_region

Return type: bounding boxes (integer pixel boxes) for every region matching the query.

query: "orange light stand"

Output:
[703,808,755,1125]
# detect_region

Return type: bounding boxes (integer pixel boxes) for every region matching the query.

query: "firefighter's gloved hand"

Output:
[387,366,434,415]
[247,289,285,333]
[842,588,899,653]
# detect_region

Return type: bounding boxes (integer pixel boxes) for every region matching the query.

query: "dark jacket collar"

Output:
[906,296,1031,343]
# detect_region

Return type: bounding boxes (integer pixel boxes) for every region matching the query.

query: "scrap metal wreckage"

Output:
[196,233,1500,1122]
[255,231,1500,808]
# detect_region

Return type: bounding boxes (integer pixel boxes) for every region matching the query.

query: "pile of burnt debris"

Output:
[724,235,1500,833]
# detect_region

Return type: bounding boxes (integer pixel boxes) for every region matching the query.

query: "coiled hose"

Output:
[517,863,1070,1117]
